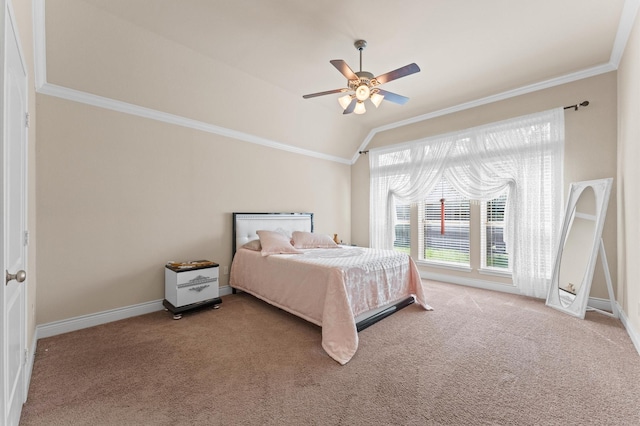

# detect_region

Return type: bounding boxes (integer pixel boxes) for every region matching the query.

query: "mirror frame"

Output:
[545,178,613,318]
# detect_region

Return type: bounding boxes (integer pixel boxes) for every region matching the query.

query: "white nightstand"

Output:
[163,260,222,319]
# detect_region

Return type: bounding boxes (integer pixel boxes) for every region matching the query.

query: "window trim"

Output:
[478,267,513,278]
[416,259,473,273]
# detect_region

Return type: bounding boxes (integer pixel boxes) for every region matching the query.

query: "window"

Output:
[369,109,564,297]
[419,178,470,266]
[393,203,410,254]
[394,180,511,271]
[482,193,509,270]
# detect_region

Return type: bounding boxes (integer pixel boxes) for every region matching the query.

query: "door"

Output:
[2,2,28,425]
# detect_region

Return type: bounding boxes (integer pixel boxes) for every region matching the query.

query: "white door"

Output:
[1,2,28,425]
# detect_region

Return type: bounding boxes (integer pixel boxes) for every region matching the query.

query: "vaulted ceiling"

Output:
[41,0,631,162]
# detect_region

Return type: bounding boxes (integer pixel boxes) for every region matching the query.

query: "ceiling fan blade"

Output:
[302,88,348,99]
[330,60,359,81]
[343,98,357,114]
[374,63,420,85]
[376,89,410,105]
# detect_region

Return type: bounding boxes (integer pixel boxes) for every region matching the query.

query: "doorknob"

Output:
[6,270,26,285]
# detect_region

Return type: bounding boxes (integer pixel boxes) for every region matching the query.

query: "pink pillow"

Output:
[292,231,339,249]
[257,230,302,256]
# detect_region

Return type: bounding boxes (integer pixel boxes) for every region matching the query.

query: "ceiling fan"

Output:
[302,40,420,115]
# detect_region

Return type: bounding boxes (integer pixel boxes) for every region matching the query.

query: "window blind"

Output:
[420,177,470,265]
[482,192,509,270]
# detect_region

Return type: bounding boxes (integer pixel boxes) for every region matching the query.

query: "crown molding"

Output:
[353,0,638,163]
[33,0,636,167]
[351,61,617,163]
[610,0,640,67]
[31,0,351,165]
[33,0,46,89]
[37,82,351,164]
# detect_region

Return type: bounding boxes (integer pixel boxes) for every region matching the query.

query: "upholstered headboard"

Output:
[232,212,314,256]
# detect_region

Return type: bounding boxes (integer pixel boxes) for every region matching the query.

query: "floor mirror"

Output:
[545,177,616,318]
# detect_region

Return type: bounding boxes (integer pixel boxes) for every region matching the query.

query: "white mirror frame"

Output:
[545,178,616,318]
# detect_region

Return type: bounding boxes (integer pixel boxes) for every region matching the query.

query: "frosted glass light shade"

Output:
[355,84,371,101]
[370,93,384,108]
[354,101,366,115]
[338,94,352,110]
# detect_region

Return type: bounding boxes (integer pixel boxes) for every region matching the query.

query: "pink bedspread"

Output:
[229,246,432,364]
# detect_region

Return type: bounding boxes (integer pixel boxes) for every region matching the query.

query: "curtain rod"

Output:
[564,100,589,111]
[358,101,590,155]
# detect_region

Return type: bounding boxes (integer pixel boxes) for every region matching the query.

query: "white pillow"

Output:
[257,230,302,256]
[291,231,339,249]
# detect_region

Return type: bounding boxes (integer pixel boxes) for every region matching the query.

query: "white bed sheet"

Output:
[229,246,432,364]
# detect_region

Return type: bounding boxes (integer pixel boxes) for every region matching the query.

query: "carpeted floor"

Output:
[21,281,640,425]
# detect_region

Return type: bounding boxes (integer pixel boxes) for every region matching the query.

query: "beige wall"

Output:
[352,73,618,299]
[33,0,636,346]
[617,7,640,337]
[35,95,351,324]
[36,0,356,325]
[44,78,623,324]
[44,0,368,161]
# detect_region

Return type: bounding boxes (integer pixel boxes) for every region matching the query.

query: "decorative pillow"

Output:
[292,231,339,249]
[257,230,302,256]
[241,239,262,251]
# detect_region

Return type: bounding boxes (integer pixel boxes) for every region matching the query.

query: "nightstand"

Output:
[163,260,222,319]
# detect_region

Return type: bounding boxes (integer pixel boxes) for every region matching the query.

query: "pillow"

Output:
[257,230,302,256]
[292,231,339,249]
[241,239,262,251]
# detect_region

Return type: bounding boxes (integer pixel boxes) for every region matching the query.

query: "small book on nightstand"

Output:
[165,260,217,271]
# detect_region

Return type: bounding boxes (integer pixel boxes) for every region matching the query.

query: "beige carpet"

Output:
[21,281,640,425]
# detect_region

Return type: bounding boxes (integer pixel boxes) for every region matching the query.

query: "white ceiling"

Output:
[70,0,629,161]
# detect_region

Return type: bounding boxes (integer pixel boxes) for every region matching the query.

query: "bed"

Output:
[229,212,432,364]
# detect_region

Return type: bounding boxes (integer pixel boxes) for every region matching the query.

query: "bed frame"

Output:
[232,212,313,257]
[231,212,414,332]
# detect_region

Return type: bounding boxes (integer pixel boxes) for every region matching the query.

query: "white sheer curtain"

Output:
[369,108,565,298]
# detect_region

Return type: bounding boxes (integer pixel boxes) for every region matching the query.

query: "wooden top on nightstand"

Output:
[165,260,219,272]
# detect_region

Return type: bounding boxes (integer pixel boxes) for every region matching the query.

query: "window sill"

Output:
[478,267,512,278]
[416,260,472,273]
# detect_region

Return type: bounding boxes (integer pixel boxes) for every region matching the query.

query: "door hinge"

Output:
[25,112,30,128]
[24,230,29,246]
[24,348,28,365]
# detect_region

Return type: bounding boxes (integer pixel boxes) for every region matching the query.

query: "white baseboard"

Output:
[36,299,165,339]
[616,302,640,356]
[30,282,640,360]
[26,285,234,405]
[22,281,639,403]
[422,273,640,357]
[36,285,234,340]
[587,296,618,314]
[420,270,521,295]
[24,332,37,402]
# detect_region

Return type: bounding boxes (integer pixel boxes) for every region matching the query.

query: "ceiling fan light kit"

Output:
[370,92,384,108]
[338,94,353,109]
[355,84,370,101]
[302,40,420,115]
